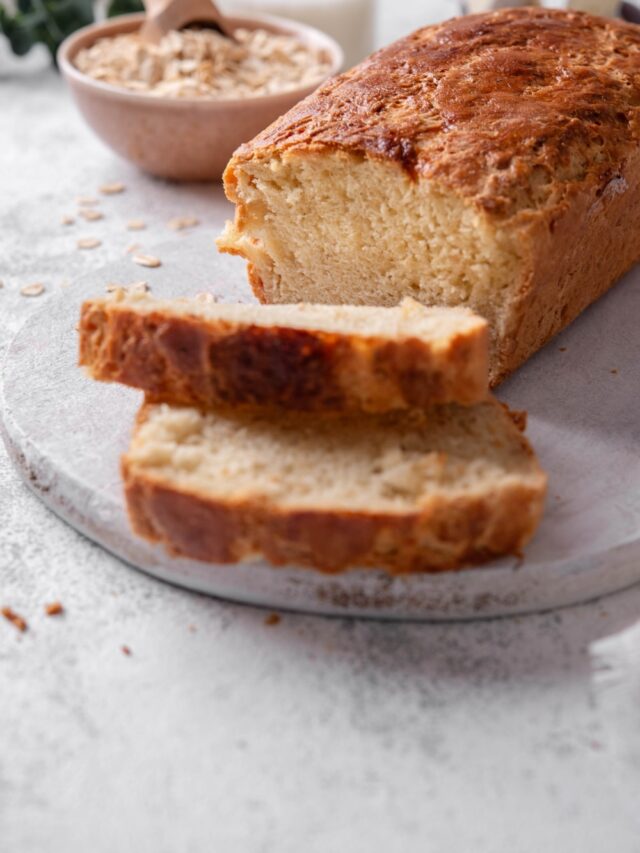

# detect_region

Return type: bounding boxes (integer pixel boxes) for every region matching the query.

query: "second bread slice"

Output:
[122,398,546,574]
[79,293,488,412]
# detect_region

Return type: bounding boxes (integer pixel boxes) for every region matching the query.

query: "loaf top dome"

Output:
[231,8,640,219]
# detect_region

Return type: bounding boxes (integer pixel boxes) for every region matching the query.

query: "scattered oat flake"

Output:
[2,607,27,632]
[122,645,132,656]
[195,291,217,303]
[130,280,150,293]
[78,237,102,250]
[45,601,64,616]
[168,216,200,231]
[61,215,75,225]
[264,612,281,626]
[21,283,45,297]
[80,208,104,222]
[77,197,99,207]
[127,219,146,231]
[133,254,161,268]
[100,182,125,195]
[125,243,142,254]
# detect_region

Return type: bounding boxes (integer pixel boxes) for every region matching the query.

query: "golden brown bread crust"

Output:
[121,401,547,575]
[223,8,640,385]
[78,299,489,411]
[122,458,545,575]
[230,8,640,220]
[493,145,640,381]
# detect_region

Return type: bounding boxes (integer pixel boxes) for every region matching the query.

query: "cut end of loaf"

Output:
[122,400,547,574]
[218,152,525,385]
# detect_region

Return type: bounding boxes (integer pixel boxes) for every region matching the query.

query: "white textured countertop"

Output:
[2,6,640,851]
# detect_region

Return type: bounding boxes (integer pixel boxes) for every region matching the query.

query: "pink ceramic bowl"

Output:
[58,13,342,181]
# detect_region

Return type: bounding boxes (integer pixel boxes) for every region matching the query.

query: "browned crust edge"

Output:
[122,460,546,575]
[121,401,547,575]
[490,148,640,385]
[78,299,489,411]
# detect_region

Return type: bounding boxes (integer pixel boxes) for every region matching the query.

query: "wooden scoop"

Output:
[139,0,237,44]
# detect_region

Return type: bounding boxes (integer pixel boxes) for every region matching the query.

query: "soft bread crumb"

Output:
[218,153,521,367]
[126,400,543,513]
[86,292,486,344]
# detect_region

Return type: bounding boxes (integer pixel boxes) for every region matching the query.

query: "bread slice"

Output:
[122,398,547,574]
[79,292,489,411]
[218,8,640,385]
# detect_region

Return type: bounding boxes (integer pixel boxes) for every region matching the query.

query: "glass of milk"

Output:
[221,0,376,70]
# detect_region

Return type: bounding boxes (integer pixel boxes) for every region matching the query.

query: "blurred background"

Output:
[0,0,635,80]
[0,0,462,74]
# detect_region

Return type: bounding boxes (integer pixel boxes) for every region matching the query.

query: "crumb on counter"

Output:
[264,612,281,626]
[2,607,28,632]
[44,601,64,616]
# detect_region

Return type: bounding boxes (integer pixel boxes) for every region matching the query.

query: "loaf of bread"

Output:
[122,398,547,574]
[79,292,489,411]
[218,7,640,385]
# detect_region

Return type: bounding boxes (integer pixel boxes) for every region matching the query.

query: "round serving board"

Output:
[2,232,640,619]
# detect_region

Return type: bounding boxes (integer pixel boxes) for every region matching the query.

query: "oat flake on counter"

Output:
[100,182,126,195]
[77,237,102,250]
[168,216,200,230]
[132,254,161,268]
[80,209,104,222]
[73,27,333,100]
[21,283,45,297]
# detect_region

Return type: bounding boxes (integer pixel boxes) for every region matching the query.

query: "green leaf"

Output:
[6,22,38,55]
[0,0,97,60]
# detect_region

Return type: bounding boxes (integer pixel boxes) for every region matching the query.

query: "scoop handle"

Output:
[140,0,236,43]
[143,0,169,15]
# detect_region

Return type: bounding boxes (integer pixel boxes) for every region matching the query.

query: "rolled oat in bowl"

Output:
[73,27,334,99]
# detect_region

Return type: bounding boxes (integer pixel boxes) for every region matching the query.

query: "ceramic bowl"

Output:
[58,13,342,181]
